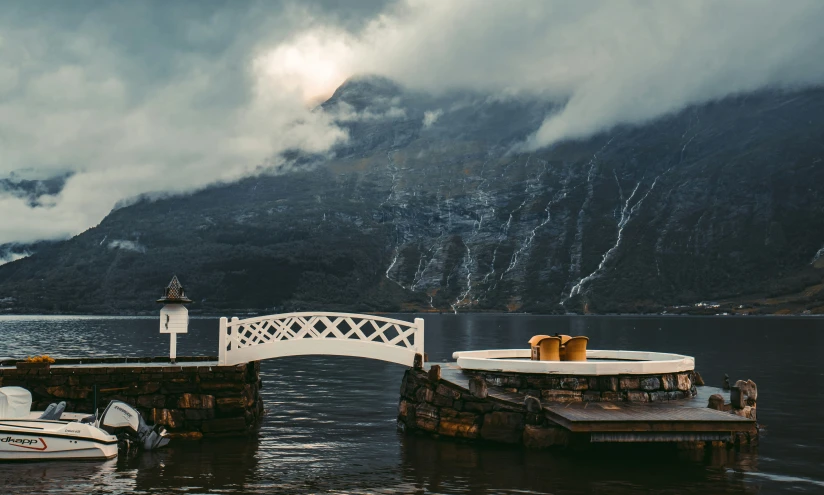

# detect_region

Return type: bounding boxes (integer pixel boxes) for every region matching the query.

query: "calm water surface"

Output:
[0,314,822,494]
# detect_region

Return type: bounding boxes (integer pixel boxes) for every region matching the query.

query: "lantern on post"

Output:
[157,275,192,364]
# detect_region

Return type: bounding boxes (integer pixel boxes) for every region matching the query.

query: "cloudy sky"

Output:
[1,0,823,246]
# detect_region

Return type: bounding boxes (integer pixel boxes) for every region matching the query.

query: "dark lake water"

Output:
[0,314,822,494]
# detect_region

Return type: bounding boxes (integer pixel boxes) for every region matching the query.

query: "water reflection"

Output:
[0,314,823,493]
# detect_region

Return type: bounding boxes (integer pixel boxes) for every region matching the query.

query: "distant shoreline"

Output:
[1,311,822,319]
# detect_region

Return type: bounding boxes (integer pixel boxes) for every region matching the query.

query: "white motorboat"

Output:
[0,386,169,461]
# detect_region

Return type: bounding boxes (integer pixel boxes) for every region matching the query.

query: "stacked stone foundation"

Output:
[0,357,264,439]
[466,370,699,402]
[398,368,572,449]
[397,367,755,450]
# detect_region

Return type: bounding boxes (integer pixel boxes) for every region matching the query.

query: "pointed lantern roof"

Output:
[157,275,192,304]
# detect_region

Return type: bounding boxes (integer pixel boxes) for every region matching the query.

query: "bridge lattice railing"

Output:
[218,312,424,366]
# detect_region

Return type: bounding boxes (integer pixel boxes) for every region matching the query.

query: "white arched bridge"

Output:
[217,312,425,367]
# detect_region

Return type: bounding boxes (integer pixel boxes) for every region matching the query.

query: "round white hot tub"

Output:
[451,349,694,375]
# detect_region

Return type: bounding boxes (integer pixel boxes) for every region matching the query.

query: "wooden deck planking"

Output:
[543,401,755,433]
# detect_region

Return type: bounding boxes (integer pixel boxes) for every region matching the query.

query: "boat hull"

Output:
[0,420,118,461]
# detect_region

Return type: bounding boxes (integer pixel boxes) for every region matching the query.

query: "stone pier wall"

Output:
[399,368,756,450]
[0,357,263,439]
[397,368,572,449]
[466,370,699,402]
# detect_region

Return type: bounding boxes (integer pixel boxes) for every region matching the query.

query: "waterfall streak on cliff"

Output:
[385,247,405,289]
[452,243,474,313]
[813,246,824,264]
[569,137,615,280]
[567,176,648,299]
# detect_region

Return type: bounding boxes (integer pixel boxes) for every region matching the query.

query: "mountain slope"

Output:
[1,79,823,315]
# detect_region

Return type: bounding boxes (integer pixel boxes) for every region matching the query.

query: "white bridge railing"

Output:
[218,312,424,366]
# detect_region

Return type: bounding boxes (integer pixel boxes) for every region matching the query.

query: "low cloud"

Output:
[0,251,29,266]
[0,2,351,244]
[2,0,823,245]
[422,109,442,128]
[344,1,824,150]
[329,101,408,122]
[108,240,146,253]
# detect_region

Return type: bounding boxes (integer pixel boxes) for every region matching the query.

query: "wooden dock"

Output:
[435,364,756,443]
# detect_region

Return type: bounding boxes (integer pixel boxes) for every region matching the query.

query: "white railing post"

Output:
[414,317,425,360]
[218,317,228,365]
[230,316,239,353]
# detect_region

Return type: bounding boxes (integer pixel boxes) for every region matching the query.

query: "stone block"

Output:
[46,376,67,386]
[560,378,588,391]
[185,408,215,421]
[524,396,542,413]
[137,395,167,409]
[587,377,599,390]
[438,411,480,438]
[598,376,618,392]
[708,394,731,412]
[427,365,441,382]
[484,374,524,389]
[525,413,543,425]
[244,387,258,408]
[398,399,410,419]
[202,417,247,433]
[730,386,745,409]
[582,391,601,402]
[733,406,756,420]
[200,381,245,392]
[667,391,686,400]
[640,377,661,391]
[432,393,453,408]
[619,376,639,391]
[660,374,677,391]
[734,379,758,403]
[693,371,705,386]
[525,376,552,389]
[177,393,215,409]
[138,382,162,395]
[435,383,461,400]
[626,391,649,402]
[480,411,524,444]
[216,397,246,416]
[415,386,434,403]
[601,391,621,401]
[151,408,185,429]
[46,385,91,400]
[648,391,668,402]
[522,425,569,449]
[541,390,582,402]
[469,378,488,399]
[676,373,692,391]
[415,403,439,432]
[463,401,493,414]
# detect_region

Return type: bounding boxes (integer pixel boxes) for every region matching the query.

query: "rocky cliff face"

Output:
[1,78,823,314]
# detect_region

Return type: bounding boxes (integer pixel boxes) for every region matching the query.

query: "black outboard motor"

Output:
[98,401,170,451]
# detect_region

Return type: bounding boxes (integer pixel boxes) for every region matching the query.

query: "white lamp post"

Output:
[157,275,192,364]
